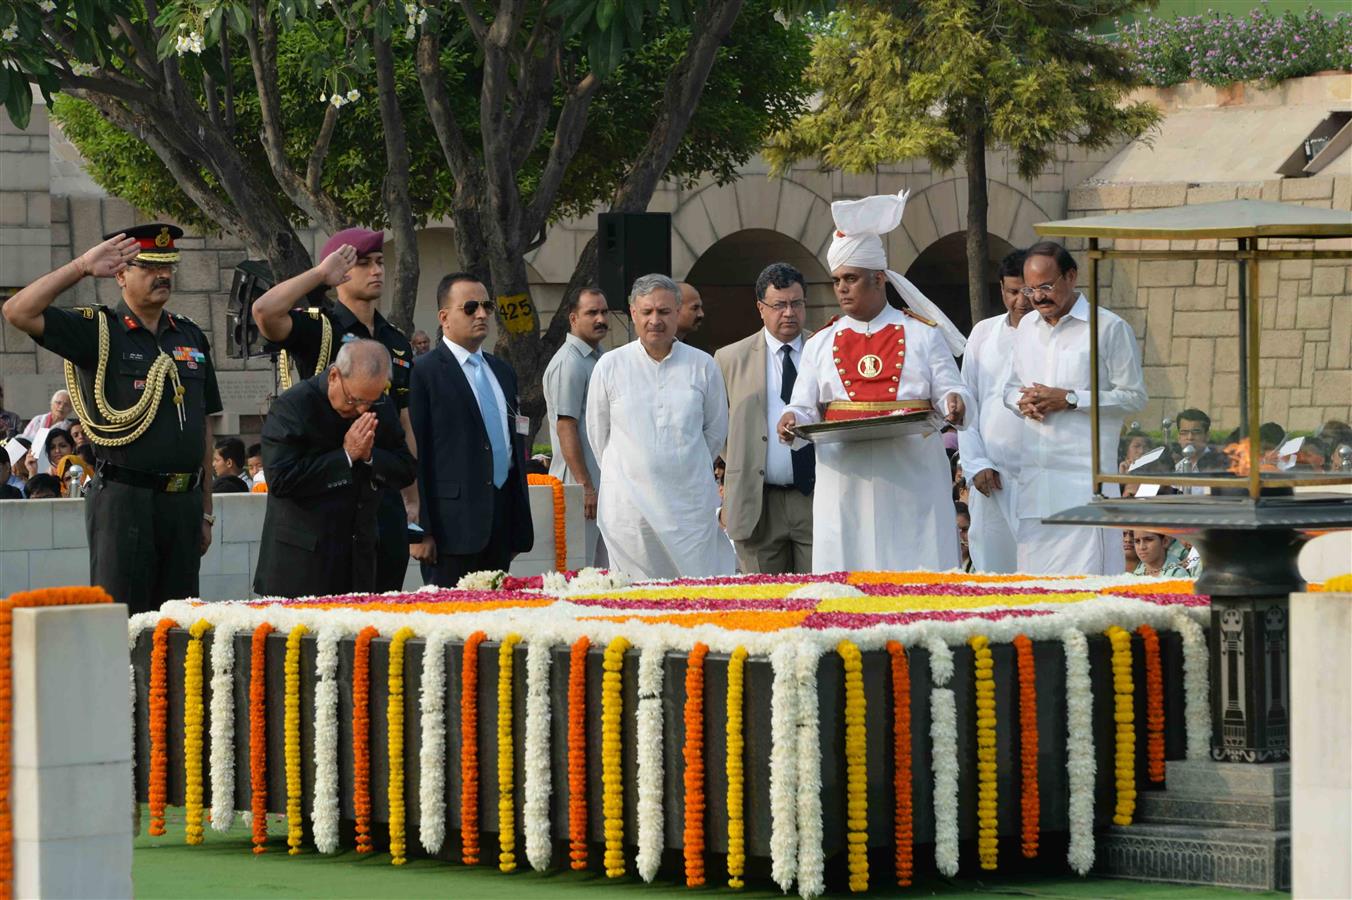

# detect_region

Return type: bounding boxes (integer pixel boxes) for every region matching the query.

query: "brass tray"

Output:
[788,411,940,445]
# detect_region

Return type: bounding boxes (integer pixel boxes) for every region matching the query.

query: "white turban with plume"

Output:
[826,190,967,355]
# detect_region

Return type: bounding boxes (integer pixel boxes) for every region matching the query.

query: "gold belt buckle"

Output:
[165,472,192,493]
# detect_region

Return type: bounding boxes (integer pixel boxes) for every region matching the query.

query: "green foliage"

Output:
[764,0,1162,180]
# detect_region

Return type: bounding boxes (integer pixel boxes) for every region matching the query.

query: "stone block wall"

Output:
[1064,175,1352,435]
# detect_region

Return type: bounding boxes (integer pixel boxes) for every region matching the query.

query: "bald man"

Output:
[676,282,705,341]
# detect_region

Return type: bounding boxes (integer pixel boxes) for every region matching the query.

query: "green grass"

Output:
[134,808,1286,900]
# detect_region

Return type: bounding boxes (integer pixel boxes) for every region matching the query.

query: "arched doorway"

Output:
[683,228,833,353]
[903,232,1016,336]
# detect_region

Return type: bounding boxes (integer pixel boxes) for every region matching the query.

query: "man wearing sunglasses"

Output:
[408,273,534,586]
[254,340,415,597]
[252,227,418,592]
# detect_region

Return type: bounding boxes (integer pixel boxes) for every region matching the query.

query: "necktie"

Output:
[781,345,815,495]
[469,355,509,488]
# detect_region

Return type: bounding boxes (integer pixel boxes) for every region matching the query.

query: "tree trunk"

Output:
[373,32,420,336]
[964,111,992,331]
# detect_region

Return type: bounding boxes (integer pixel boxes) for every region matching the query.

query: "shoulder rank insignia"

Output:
[75,306,95,320]
[306,307,323,320]
[902,307,936,327]
[392,348,407,356]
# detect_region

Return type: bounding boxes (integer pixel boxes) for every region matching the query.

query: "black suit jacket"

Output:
[409,341,533,556]
[254,375,416,598]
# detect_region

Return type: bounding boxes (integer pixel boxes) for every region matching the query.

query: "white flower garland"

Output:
[523,640,554,871]
[635,642,666,882]
[1172,613,1212,761]
[312,628,342,853]
[768,642,799,893]
[418,633,448,854]
[794,642,825,900]
[208,622,238,833]
[785,582,864,601]
[1062,627,1096,875]
[927,636,959,876]
[457,570,506,591]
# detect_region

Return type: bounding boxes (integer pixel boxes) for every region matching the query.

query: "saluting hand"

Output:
[344,412,377,463]
[76,234,141,278]
[317,244,358,287]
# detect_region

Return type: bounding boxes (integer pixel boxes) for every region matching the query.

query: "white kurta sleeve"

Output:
[703,359,730,460]
[957,323,995,473]
[1094,318,1148,414]
[785,330,827,426]
[925,326,974,431]
[585,358,612,462]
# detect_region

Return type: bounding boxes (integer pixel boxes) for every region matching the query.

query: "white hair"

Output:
[628,273,680,306]
[332,339,391,381]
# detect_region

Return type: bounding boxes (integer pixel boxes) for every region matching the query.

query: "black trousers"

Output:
[421,486,514,588]
[375,487,408,592]
[86,476,201,615]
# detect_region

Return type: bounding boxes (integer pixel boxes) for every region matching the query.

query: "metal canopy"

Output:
[1034,198,1352,240]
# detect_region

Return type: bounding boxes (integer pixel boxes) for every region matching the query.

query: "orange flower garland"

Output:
[1136,624,1166,783]
[149,617,179,837]
[1012,634,1039,858]
[884,641,913,887]
[682,643,709,887]
[526,473,567,571]
[352,625,379,854]
[567,635,590,870]
[249,622,275,854]
[461,630,488,865]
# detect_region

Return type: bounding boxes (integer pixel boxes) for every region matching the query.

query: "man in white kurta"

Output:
[778,191,974,573]
[1003,243,1147,575]
[587,274,732,579]
[957,250,1031,573]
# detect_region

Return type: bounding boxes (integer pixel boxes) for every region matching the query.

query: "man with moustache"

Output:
[957,250,1031,573]
[776,191,972,573]
[252,228,417,591]
[409,273,534,586]
[715,263,815,574]
[254,340,416,597]
[1002,241,1146,575]
[2,224,222,613]
[543,286,610,565]
[675,282,705,341]
[587,274,731,579]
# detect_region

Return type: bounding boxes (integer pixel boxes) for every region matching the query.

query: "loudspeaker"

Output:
[597,213,672,313]
[226,260,274,359]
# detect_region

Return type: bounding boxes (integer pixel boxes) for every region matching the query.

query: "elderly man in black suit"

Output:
[409,273,533,586]
[254,339,416,598]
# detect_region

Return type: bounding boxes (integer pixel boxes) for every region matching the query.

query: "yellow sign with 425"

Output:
[497,293,537,335]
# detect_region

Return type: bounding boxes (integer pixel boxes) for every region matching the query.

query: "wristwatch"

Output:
[1065,391,1079,409]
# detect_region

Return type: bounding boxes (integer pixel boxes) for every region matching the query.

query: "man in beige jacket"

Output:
[714,263,815,574]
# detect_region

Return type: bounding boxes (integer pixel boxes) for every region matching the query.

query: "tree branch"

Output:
[457,0,489,44]
[521,71,599,237]
[306,104,340,195]
[110,15,163,84]
[414,30,476,189]
[373,31,421,334]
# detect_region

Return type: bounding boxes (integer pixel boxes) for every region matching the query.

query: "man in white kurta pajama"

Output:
[587,274,732,579]
[778,191,974,573]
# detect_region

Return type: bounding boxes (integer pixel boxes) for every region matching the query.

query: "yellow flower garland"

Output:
[497,633,523,873]
[725,645,748,889]
[1106,626,1136,826]
[387,626,415,865]
[837,639,868,892]
[184,619,212,846]
[602,635,631,878]
[284,624,309,855]
[969,634,998,870]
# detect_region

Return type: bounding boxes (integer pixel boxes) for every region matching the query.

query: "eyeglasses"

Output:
[458,300,496,316]
[758,299,807,314]
[336,372,384,410]
[127,261,177,274]
[1018,273,1065,299]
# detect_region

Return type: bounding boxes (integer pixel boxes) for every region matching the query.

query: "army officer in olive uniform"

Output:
[2,224,221,614]
[251,228,417,592]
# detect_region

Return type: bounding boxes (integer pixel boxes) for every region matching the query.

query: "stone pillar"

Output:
[1291,591,1351,899]
[11,604,132,899]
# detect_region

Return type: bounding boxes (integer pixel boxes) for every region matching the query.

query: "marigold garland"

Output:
[184,619,212,846]
[497,633,523,872]
[461,630,488,865]
[836,639,868,892]
[526,473,567,571]
[969,634,998,870]
[682,643,709,887]
[149,617,179,838]
[1106,626,1137,825]
[249,622,275,854]
[1012,634,1039,858]
[602,635,632,878]
[388,626,414,865]
[567,636,590,870]
[884,640,913,887]
[1136,624,1166,783]
[352,625,379,854]
[725,645,748,890]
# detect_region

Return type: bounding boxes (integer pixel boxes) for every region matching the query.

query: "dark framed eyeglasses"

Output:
[757,299,807,314]
[458,300,497,316]
[336,371,384,410]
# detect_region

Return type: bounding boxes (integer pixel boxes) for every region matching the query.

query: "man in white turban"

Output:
[776,190,974,572]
